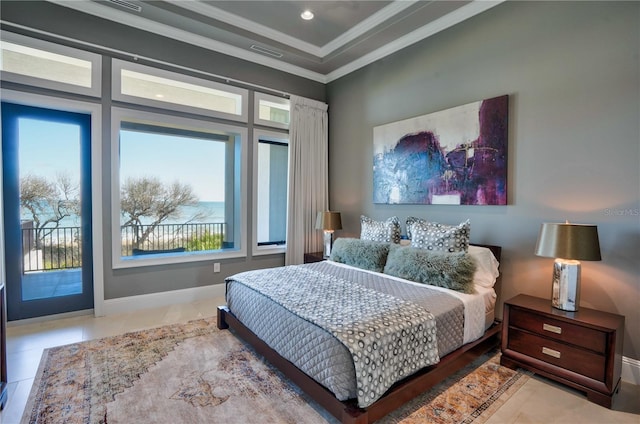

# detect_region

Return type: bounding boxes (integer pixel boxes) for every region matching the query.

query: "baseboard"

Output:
[7,308,94,327]
[622,356,640,386]
[102,284,226,316]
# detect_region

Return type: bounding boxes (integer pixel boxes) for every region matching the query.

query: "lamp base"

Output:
[551,259,581,311]
[322,231,333,258]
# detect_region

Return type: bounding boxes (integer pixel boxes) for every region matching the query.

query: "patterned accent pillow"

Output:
[410,219,471,253]
[360,215,401,244]
[405,216,428,240]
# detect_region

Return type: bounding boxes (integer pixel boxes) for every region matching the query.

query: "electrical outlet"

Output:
[213,262,221,273]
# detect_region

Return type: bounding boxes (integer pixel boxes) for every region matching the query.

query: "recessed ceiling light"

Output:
[301,10,314,20]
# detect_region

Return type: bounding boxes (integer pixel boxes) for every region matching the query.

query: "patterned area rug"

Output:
[22,317,529,424]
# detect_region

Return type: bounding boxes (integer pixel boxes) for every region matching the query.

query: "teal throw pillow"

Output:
[383,245,477,293]
[329,238,390,273]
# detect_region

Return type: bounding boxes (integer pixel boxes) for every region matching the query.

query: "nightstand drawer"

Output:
[507,328,606,382]
[510,307,606,353]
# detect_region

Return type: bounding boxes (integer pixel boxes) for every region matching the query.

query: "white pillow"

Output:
[468,245,500,288]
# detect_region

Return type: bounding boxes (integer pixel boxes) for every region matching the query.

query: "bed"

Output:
[217,241,502,424]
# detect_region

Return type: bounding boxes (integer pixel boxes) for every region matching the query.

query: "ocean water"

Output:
[171,201,226,224]
[22,201,226,228]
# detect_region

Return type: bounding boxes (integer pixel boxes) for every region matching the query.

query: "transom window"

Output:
[254,92,290,129]
[112,59,248,122]
[0,31,101,97]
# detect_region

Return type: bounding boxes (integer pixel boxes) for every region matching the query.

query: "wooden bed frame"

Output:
[217,244,503,424]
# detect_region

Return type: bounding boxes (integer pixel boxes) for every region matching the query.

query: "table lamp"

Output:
[535,222,601,311]
[316,211,342,258]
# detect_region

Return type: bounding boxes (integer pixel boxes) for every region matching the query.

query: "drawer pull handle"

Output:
[542,347,561,359]
[543,323,562,334]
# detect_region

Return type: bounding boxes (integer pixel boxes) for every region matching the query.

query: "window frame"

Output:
[254,92,290,129]
[252,128,289,256]
[111,107,248,269]
[0,31,102,98]
[112,59,249,123]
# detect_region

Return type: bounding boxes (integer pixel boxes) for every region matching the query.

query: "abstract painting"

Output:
[373,95,508,205]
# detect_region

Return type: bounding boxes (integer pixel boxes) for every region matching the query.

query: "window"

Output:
[253,130,289,255]
[254,92,290,129]
[0,31,101,97]
[112,59,248,122]
[112,108,247,268]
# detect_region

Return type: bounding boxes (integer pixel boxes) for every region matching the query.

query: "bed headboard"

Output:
[470,243,502,303]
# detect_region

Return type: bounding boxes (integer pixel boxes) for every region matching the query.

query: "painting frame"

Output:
[373,95,508,205]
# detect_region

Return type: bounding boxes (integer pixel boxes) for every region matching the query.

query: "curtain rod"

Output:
[1,21,291,99]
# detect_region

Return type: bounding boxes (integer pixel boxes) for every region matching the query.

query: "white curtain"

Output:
[285,95,329,265]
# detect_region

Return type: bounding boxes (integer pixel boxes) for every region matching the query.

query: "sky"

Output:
[120,129,226,202]
[19,118,79,181]
[19,117,227,202]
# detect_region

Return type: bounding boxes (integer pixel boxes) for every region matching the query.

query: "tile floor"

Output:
[2,298,639,424]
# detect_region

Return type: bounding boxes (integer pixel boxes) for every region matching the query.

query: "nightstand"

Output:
[303,251,325,263]
[501,294,624,408]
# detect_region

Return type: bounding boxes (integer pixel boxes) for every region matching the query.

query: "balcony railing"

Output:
[21,222,226,272]
[22,225,81,272]
[121,222,226,256]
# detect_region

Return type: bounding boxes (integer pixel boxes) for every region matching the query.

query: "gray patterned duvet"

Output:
[225,261,467,406]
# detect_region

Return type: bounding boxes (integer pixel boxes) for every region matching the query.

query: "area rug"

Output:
[22,317,529,424]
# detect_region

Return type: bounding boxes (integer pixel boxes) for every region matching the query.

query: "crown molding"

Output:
[325,0,505,82]
[318,0,419,56]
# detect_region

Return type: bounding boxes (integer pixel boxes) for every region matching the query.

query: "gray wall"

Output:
[1,1,325,300]
[327,1,640,360]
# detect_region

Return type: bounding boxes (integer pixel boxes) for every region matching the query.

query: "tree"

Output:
[20,173,80,249]
[120,176,201,249]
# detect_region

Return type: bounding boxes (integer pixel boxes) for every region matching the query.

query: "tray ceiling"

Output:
[51,0,505,83]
